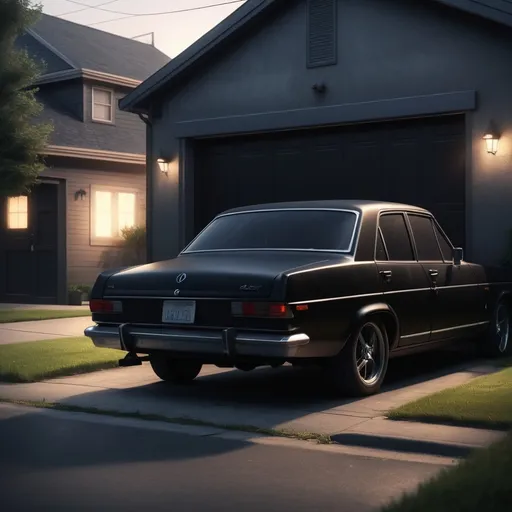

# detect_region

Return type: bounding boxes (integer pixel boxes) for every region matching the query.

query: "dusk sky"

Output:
[38,0,248,57]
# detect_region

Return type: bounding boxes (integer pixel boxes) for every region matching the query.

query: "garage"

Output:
[194,114,466,248]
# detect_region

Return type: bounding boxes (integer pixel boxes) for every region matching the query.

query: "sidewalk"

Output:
[0,362,506,458]
[0,303,89,311]
[0,316,92,344]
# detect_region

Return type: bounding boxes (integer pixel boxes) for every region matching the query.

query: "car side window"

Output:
[378,214,414,261]
[408,215,443,261]
[433,222,454,262]
[375,228,388,261]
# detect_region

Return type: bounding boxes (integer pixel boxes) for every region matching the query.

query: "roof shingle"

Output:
[31,13,170,81]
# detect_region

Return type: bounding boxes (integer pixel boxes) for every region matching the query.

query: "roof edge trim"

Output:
[44,145,146,164]
[26,27,78,70]
[119,0,270,112]
[35,68,142,88]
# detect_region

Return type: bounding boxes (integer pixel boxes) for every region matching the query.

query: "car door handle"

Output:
[379,270,392,282]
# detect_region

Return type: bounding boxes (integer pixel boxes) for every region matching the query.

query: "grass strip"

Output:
[382,431,512,512]
[0,337,121,383]
[0,309,90,323]
[387,365,512,430]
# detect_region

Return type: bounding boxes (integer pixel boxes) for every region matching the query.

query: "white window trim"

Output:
[91,86,115,124]
[90,185,138,246]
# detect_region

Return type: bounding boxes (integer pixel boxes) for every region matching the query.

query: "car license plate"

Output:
[162,300,196,324]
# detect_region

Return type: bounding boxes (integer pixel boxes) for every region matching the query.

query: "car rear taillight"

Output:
[231,302,294,319]
[89,299,123,314]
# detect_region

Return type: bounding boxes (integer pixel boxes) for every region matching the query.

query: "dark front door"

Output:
[0,182,59,304]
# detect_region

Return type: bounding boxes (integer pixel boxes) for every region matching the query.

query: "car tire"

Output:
[149,355,203,384]
[480,299,512,358]
[328,319,390,397]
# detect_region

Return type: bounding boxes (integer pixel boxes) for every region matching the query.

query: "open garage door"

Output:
[194,114,466,248]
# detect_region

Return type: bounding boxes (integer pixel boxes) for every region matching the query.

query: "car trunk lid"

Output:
[102,251,342,299]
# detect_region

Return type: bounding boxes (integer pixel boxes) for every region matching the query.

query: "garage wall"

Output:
[150,0,512,264]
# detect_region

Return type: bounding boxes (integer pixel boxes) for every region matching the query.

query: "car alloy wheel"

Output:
[354,321,387,387]
[328,318,390,397]
[496,303,510,353]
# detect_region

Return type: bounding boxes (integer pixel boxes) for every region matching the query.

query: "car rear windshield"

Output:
[184,209,359,253]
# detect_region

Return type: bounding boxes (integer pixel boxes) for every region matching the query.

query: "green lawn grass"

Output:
[0,309,91,324]
[0,337,122,383]
[382,432,512,512]
[388,363,512,430]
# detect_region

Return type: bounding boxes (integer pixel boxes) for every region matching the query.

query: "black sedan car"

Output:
[85,200,512,397]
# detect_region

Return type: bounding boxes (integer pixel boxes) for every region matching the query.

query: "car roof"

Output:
[221,200,430,215]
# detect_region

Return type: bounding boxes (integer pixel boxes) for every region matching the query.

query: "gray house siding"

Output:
[38,81,85,122]
[148,0,512,264]
[83,82,147,154]
[41,162,146,288]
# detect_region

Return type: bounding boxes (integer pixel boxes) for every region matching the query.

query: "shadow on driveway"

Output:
[110,342,483,407]
[49,342,486,425]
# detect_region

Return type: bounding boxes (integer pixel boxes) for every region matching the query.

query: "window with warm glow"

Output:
[7,196,28,229]
[118,192,135,231]
[92,88,113,123]
[94,191,113,238]
[91,188,137,244]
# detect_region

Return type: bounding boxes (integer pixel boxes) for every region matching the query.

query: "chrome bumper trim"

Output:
[84,324,310,358]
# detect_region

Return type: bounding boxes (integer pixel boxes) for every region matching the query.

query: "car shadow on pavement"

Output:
[119,342,483,407]
[52,342,486,424]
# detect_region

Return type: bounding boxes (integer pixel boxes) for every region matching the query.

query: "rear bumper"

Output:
[84,324,310,359]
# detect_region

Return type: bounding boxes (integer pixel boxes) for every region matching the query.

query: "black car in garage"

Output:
[85,200,512,396]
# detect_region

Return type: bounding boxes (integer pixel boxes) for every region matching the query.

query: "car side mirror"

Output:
[453,247,463,266]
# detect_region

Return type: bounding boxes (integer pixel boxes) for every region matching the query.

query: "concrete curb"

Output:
[0,402,460,466]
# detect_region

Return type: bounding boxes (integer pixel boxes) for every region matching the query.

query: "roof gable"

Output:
[15,31,73,75]
[27,13,171,83]
[119,0,512,113]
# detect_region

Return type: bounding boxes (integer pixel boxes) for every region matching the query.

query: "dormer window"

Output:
[92,87,114,123]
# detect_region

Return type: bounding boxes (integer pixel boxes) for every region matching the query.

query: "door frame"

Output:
[0,178,67,305]
[38,178,68,305]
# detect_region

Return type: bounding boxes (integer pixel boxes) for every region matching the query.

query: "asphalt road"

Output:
[0,404,445,512]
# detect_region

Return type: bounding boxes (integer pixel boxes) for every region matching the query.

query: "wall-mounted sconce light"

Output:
[312,82,327,94]
[74,189,87,201]
[483,121,500,155]
[157,158,170,175]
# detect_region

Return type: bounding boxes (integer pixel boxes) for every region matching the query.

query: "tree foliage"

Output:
[0,0,52,196]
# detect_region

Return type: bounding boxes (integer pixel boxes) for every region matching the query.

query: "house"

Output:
[0,14,170,304]
[120,0,512,266]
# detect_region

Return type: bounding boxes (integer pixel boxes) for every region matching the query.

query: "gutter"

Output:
[35,69,142,88]
[138,113,154,263]
[44,145,145,165]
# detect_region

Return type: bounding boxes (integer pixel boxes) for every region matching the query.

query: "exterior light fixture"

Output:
[74,189,87,201]
[312,82,327,94]
[483,122,500,155]
[157,158,170,175]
